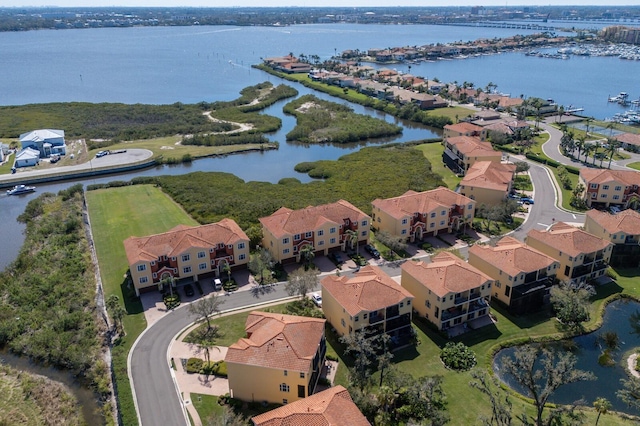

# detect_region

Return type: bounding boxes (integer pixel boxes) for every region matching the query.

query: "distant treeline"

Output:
[284,94,402,143]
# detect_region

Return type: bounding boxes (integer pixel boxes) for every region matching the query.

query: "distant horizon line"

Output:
[3,4,640,7]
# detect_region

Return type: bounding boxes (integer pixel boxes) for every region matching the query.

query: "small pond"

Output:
[494,298,640,415]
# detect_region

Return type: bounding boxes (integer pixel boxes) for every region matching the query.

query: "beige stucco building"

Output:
[371,187,475,242]
[442,135,502,175]
[584,209,640,268]
[580,168,640,209]
[321,265,414,348]
[526,222,613,285]
[259,200,371,264]
[468,237,560,314]
[400,252,493,333]
[459,161,516,207]
[251,385,370,426]
[123,219,249,296]
[225,311,326,405]
[443,122,487,140]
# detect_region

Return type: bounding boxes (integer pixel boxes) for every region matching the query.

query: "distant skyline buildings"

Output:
[3,1,640,8]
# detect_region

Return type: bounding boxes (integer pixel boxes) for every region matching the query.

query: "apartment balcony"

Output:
[469,292,482,301]
[624,236,640,245]
[468,297,489,313]
[593,260,608,272]
[369,310,385,325]
[571,264,592,279]
[386,313,411,333]
[386,305,400,319]
[441,306,467,321]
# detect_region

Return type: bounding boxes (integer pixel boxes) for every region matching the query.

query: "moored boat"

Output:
[6,184,36,195]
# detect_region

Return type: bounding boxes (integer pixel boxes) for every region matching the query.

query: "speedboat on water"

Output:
[6,184,36,195]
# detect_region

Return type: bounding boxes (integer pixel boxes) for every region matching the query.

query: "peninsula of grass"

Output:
[415,141,461,189]
[86,185,199,426]
[283,94,402,143]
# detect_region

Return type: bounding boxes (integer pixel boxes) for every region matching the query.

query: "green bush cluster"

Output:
[163,294,181,310]
[186,357,204,373]
[557,166,573,190]
[439,342,477,371]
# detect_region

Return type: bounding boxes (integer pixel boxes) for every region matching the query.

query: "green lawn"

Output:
[86,185,199,426]
[191,394,224,424]
[628,161,640,171]
[549,167,581,211]
[428,105,477,122]
[514,174,533,191]
[415,142,461,189]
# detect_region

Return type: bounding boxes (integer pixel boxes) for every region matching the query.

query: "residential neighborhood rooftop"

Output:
[401,251,492,297]
[259,200,369,239]
[469,236,558,277]
[444,122,484,133]
[372,187,474,220]
[527,222,612,257]
[225,311,326,372]
[585,209,640,235]
[445,135,500,157]
[123,218,247,265]
[579,168,640,186]
[321,265,414,316]
[251,385,370,426]
[460,161,516,191]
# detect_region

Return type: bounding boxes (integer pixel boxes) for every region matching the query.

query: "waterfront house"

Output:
[13,147,40,168]
[400,252,493,334]
[443,122,487,140]
[251,385,370,426]
[459,161,516,207]
[468,237,560,314]
[579,169,640,209]
[525,222,613,285]
[443,135,502,175]
[259,200,371,264]
[123,218,249,296]
[321,265,414,348]
[371,187,475,242]
[225,311,326,405]
[614,133,640,152]
[584,209,640,268]
[19,129,67,158]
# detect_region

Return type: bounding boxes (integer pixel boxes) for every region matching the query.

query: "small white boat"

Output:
[7,184,36,195]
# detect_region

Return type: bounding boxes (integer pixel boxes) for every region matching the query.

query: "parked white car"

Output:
[311,293,322,307]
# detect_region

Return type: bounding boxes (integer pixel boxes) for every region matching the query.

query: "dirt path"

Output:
[202,111,254,133]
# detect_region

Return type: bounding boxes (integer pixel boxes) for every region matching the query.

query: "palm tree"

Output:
[575,135,586,161]
[606,138,619,168]
[299,244,315,270]
[221,261,231,284]
[582,143,594,163]
[345,229,359,255]
[592,141,601,166]
[556,105,565,123]
[593,397,611,426]
[584,116,594,136]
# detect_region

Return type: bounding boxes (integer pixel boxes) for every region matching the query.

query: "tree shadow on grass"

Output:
[592,280,624,302]
[120,277,143,315]
[490,301,553,330]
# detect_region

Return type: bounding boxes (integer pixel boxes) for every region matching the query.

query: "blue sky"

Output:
[4,1,640,7]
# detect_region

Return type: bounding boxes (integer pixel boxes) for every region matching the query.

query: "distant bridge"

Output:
[434,21,557,32]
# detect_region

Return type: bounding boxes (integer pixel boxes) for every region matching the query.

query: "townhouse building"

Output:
[123,219,249,296]
[579,169,640,209]
[225,311,326,405]
[259,200,371,264]
[526,222,613,285]
[400,252,493,333]
[443,122,487,141]
[459,161,516,207]
[371,187,475,242]
[321,265,414,348]
[443,135,502,175]
[584,209,640,268]
[468,237,560,314]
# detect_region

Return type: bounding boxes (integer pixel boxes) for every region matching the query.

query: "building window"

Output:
[441,210,446,216]
[440,220,445,226]
[300,372,305,378]
[183,266,192,274]
[590,183,597,189]
[280,383,289,392]
[305,232,312,238]
[283,249,290,254]
[400,302,404,308]
[615,186,622,191]
[318,240,324,246]
[361,230,367,236]
[430,223,435,228]
[601,194,607,198]
[318,230,324,236]
[238,243,245,250]
[330,227,336,234]
[603,185,609,190]
[198,251,206,259]
[407,300,411,306]
[591,193,597,199]
[402,218,408,225]
[426,300,431,308]
[283,399,288,404]
[294,234,301,241]
[430,212,436,218]
[139,276,148,284]
[355,316,359,322]
[283,238,289,244]
[199,263,207,270]
[330,238,336,244]
[137,264,146,272]
[401,229,407,235]
[341,318,346,327]
[361,220,368,227]
[505,286,511,297]
[182,254,190,262]
[468,204,473,210]
[238,254,246,261]
[363,313,368,319]
[495,281,501,288]
[613,195,620,200]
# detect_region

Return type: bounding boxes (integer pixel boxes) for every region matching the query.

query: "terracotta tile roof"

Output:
[615,132,640,147]
[579,168,640,186]
[446,135,500,157]
[401,252,492,297]
[321,265,414,316]
[251,386,370,426]
[444,122,484,134]
[498,97,524,108]
[469,236,558,277]
[461,161,515,191]
[259,200,369,239]
[483,121,513,135]
[225,312,325,372]
[123,219,247,265]
[586,209,640,236]
[372,187,474,220]
[526,222,612,257]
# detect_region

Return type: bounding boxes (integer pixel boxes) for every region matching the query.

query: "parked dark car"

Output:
[330,252,344,264]
[184,284,195,297]
[364,244,380,259]
[520,197,535,205]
